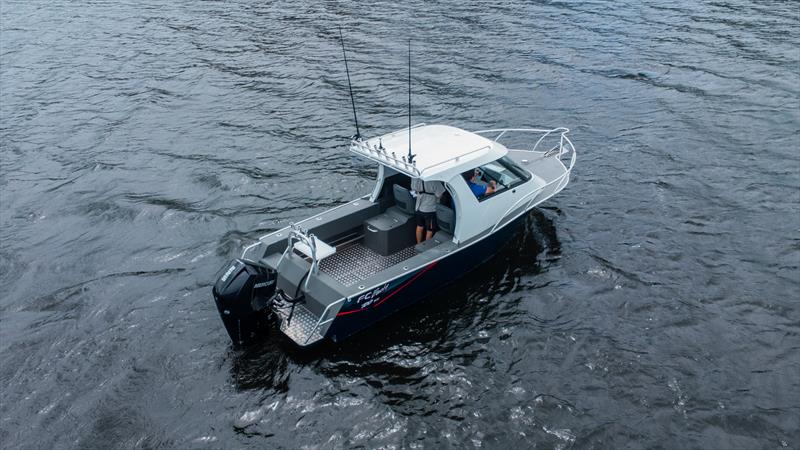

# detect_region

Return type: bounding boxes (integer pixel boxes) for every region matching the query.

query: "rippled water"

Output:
[1,0,798,448]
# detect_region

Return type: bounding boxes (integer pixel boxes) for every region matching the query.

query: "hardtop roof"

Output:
[350,124,508,181]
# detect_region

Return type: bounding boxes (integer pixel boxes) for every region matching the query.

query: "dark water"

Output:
[1,0,799,448]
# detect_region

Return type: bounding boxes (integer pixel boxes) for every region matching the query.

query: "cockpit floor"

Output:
[319,241,417,287]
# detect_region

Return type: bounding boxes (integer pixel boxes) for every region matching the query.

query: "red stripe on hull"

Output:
[335,261,439,317]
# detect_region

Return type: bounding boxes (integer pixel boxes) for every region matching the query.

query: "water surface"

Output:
[1,0,798,448]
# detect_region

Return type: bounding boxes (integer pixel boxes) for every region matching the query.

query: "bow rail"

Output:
[472,128,577,233]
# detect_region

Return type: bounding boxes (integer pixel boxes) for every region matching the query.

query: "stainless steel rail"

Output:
[350,139,421,176]
[348,123,428,177]
[241,196,371,262]
[277,224,320,292]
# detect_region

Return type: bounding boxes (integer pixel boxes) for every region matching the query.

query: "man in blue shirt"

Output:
[463,169,497,198]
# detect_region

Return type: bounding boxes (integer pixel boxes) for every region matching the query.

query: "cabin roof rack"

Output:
[349,124,508,181]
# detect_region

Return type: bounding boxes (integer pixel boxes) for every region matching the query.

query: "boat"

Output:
[212,123,576,347]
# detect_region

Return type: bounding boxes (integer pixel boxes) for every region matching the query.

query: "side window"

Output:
[461,168,491,199]
[461,157,531,201]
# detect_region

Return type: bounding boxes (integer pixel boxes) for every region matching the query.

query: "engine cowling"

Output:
[212,259,277,346]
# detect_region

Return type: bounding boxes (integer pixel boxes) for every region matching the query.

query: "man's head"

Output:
[463,169,480,183]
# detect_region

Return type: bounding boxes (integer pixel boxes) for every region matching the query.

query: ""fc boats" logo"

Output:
[354,283,391,308]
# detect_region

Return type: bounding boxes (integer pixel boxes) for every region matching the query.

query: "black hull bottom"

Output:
[326,215,523,342]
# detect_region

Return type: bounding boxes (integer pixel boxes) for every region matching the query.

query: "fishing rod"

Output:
[338,26,360,140]
[407,38,415,164]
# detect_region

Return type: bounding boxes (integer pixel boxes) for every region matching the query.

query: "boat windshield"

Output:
[463,156,531,200]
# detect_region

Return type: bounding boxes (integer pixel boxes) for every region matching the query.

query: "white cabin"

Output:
[352,124,572,244]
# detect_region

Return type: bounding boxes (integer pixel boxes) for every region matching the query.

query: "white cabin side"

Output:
[364,125,541,244]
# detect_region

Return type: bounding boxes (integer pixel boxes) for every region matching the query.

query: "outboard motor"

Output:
[212,259,277,346]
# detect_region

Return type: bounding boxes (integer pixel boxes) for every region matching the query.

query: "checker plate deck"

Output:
[319,241,417,287]
[276,304,324,346]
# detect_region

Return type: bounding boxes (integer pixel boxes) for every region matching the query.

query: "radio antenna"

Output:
[407,38,415,164]
[338,26,360,140]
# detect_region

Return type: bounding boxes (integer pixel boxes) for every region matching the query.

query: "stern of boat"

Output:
[260,227,349,347]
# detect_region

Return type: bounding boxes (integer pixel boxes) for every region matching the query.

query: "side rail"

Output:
[490,162,572,233]
[473,128,577,233]
[241,195,371,262]
[472,127,576,169]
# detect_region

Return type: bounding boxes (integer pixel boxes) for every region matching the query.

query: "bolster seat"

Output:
[435,204,456,235]
[414,204,456,252]
[391,184,416,216]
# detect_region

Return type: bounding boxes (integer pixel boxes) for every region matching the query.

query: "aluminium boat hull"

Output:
[323,214,522,342]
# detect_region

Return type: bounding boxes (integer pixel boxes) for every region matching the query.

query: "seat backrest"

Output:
[393,185,416,215]
[436,204,456,234]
